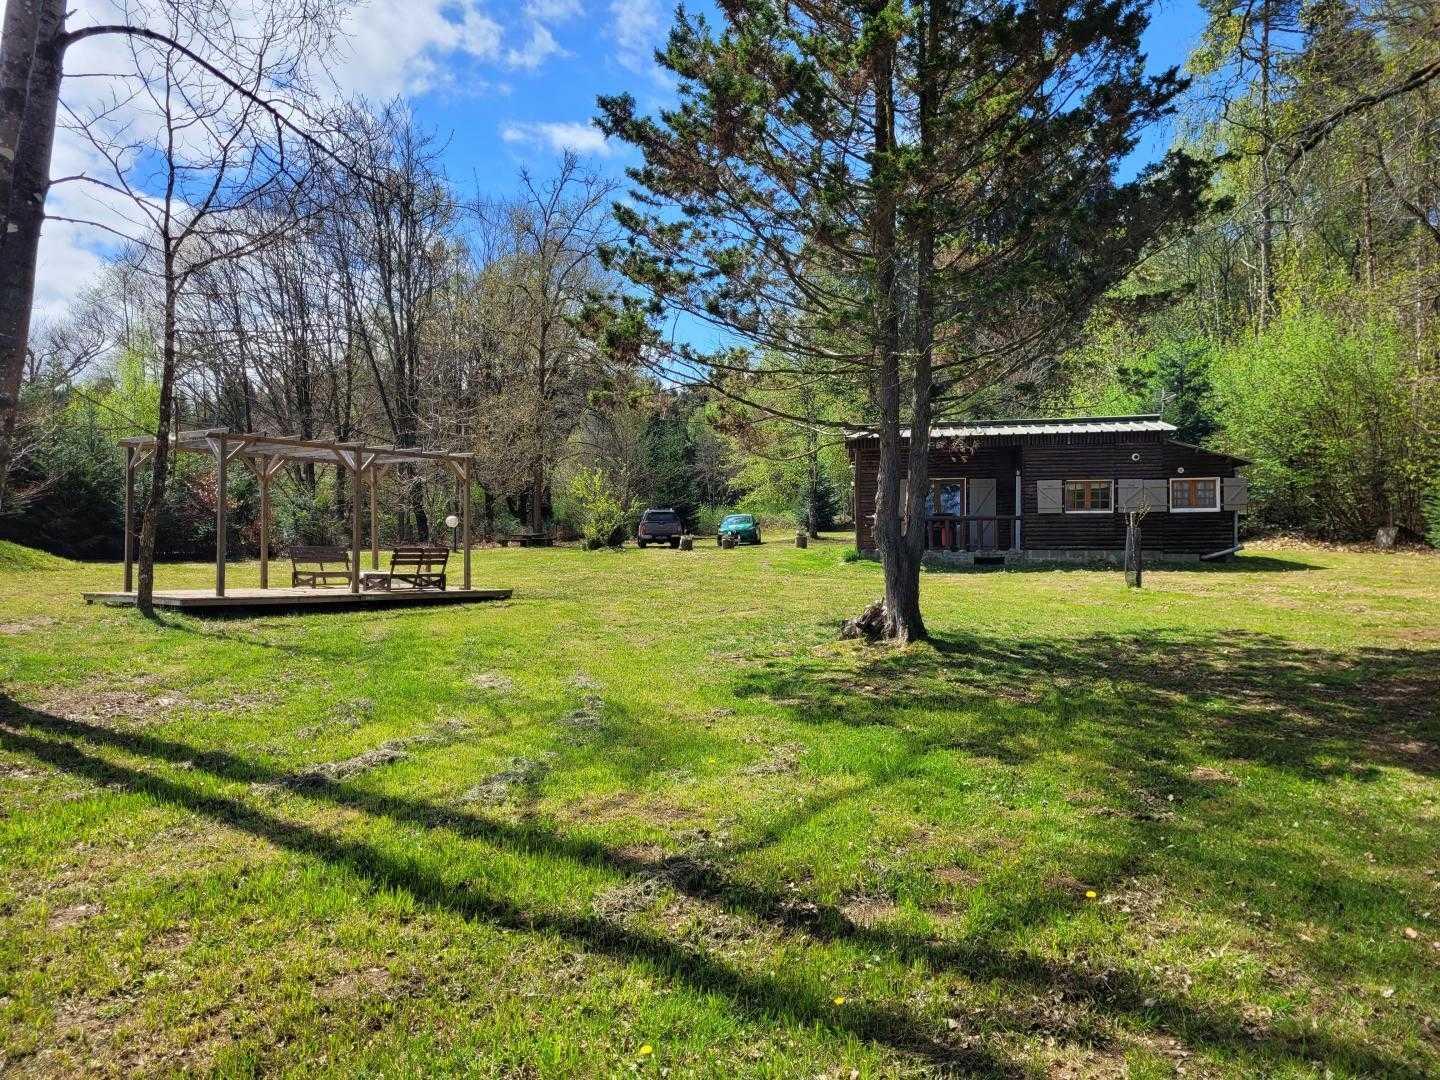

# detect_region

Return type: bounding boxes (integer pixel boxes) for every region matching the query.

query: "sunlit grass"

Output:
[1,537,1437,1077]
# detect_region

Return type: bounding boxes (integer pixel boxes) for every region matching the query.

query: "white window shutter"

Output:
[969,477,997,516]
[1142,479,1169,511]
[1223,476,1250,510]
[1036,480,1063,514]
[1116,479,1142,511]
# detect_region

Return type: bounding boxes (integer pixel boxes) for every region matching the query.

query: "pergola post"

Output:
[258,455,271,589]
[123,446,135,592]
[215,433,228,597]
[461,458,471,590]
[369,465,380,569]
[349,451,362,594]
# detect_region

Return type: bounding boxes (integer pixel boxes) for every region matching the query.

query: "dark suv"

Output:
[636,509,684,548]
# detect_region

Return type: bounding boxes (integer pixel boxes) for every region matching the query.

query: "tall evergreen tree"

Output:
[598,0,1210,641]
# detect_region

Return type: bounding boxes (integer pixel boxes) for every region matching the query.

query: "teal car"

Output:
[717,514,761,545]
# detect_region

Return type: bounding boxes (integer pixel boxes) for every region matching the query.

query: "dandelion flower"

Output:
[1085,890,1097,899]
[833,996,847,1005]
[639,1044,654,1057]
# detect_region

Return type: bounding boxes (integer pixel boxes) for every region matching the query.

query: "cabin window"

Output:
[1062,479,1112,513]
[1170,477,1220,512]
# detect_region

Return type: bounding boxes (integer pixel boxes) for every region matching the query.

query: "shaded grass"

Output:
[1,537,1437,1077]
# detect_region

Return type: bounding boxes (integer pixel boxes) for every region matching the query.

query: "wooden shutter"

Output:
[969,477,996,516]
[1142,479,1169,511]
[1116,479,1143,511]
[1222,476,1250,510]
[1036,480,1063,514]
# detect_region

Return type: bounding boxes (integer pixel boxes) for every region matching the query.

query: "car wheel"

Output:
[669,538,680,549]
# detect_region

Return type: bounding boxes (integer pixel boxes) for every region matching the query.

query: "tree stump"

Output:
[794,532,808,548]
[1375,525,1399,549]
[679,534,694,550]
[721,535,737,550]
[840,599,886,641]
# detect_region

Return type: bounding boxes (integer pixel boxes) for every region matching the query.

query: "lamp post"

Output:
[446,513,460,552]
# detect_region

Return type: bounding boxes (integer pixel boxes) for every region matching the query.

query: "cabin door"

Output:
[968,478,997,549]
[925,481,966,549]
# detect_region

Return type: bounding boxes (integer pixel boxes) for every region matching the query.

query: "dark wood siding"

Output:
[852,432,1241,556]
[851,440,1018,550]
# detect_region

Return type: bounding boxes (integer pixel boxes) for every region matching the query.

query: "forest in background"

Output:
[1053,0,1440,542]
[1,0,1437,559]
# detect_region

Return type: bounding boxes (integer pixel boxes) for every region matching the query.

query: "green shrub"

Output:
[1424,478,1440,548]
[568,467,632,547]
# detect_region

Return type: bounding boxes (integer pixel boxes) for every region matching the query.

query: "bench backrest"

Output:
[290,545,352,567]
[389,544,449,572]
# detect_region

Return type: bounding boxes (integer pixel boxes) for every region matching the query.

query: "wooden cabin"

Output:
[847,415,1250,563]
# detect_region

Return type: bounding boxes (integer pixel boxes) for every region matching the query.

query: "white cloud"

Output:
[500,120,613,156]
[506,24,566,71]
[36,0,573,326]
[525,0,583,21]
[332,0,504,98]
[608,0,663,79]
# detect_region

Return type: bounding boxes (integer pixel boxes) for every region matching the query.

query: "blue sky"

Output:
[40,0,1210,323]
[429,0,1210,196]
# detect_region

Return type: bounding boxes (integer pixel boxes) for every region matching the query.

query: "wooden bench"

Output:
[361,544,449,591]
[290,545,353,588]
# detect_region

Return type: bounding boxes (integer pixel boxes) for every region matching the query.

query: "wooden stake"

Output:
[350,456,362,594]
[215,434,228,596]
[123,446,135,592]
[259,454,271,589]
[369,465,379,569]
[461,459,471,590]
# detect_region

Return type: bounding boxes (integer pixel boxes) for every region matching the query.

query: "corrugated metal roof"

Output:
[846,415,1177,439]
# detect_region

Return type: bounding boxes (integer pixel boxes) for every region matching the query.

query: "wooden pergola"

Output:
[117,428,474,597]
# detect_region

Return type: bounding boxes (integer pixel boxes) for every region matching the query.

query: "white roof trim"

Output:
[846,416,1177,440]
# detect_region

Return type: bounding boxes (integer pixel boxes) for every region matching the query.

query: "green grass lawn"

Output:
[1,536,1437,1077]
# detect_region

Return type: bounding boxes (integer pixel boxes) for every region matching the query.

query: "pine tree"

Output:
[598,0,1210,641]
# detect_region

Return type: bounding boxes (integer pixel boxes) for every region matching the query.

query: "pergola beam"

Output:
[112,429,475,598]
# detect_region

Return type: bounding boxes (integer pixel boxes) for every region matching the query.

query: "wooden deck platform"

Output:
[82,586,512,611]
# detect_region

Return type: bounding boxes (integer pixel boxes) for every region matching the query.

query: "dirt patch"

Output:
[567,790,694,826]
[0,616,56,635]
[321,965,392,1001]
[47,901,102,930]
[463,754,554,804]
[933,866,981,889]
[469,672,514,692]
[293,698,374,741]
[1189,765,1239,785]
[0,760,44,780]
[593,876,667,920]
[560,693,605,741]
[277,719,473,790]
[39,688,194,727]
[289,744,410,786]
[571,673,601,690]
[741,742,806,776]
[840,895,898,928]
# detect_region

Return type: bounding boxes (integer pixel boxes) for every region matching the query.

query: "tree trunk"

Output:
[0,0,64,505]
[0,0,43,217]
[866,4,926,645]
[805,422,821,538]
[136,266,180,617]
[528,462,545,532]
[1256,0,1275,329]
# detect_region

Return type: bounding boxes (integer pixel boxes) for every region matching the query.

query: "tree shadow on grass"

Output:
[737,628,1438,779]
[731,627,1439,1037]
[3,692,1432,1077]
